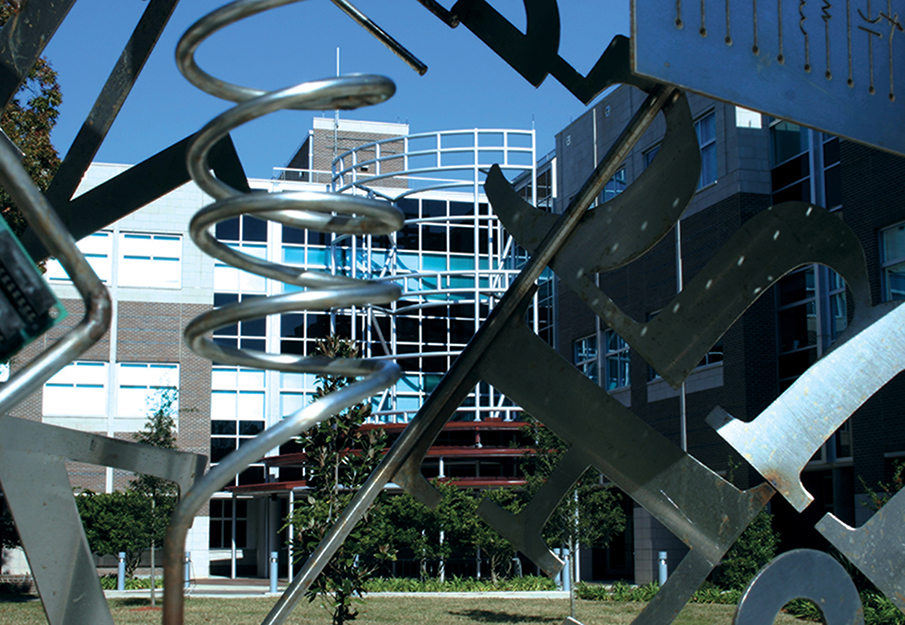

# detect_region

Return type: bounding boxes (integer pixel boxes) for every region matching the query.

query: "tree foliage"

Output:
[0,5,62,237]
[370,480,519,582]
[0,500,18,550]
[712,508,780,591]
[287,336,391,625]
[711,457,780,591]
[861,459,905,511]
[130,389,179,551]
[76,489,154,577]
[519,416,626,552]
[75,390,180,577]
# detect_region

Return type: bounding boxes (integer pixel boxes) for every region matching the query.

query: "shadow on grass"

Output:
[0,593,37,603]
[449,609,560,623]
[110,597,160,607]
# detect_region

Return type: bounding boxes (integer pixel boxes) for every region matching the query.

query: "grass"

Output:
[0,594,809,624]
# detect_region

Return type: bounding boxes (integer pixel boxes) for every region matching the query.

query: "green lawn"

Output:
[0,594,808,624]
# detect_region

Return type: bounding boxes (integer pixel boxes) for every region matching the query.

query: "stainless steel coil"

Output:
[164,1,411,622]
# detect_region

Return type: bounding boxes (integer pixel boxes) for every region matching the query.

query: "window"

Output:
[212,293,267,353]
[210,366,266,486]
[116,363,178,428]
[770,120,811,204]
[822,135,842,210]
[735,106,763,128]
[695,112,717,188]
[600,168,626,204]
[213,244,267,293]
[777,267,818,390]
[827,270,848,340]
[775,266,846,391]
[603,329,630,390]
[573,335,598,384]
[215,215,267,243]
[771,120,809,167]
[280,371,315,418]
[45,231,112,284]
[700,340,724,367]
[118,233,181,288]
[644,145,660,167]
[881,223,905,301]
[43,361,107,427]
[209,498,248,549]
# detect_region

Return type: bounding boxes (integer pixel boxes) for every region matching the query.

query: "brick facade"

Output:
[553,89,905,580]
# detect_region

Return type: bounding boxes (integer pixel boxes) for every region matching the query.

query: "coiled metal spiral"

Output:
[164,1,409,622]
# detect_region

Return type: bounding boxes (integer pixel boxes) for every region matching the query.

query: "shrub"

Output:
[362,575,556,593]
[712,509,780,591]
[98,575,159,590]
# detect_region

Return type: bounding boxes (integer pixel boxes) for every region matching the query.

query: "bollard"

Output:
[562,547,571,593]
[512,556,523,578]
[658,551,668,585]
[117,552,126,591]
[184,552,191,590]
[270,552,278,594]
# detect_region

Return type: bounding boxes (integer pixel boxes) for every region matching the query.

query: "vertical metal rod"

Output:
[287,490,294,584]
[231,493,237,580]
[675,220,687,452]
[261,84,677,625]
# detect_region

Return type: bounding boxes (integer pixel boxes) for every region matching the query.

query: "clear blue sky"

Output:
[43,1,629,180]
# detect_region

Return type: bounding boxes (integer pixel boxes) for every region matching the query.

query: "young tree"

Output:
[466,487,521,582]
[287,336,390,625]
[74,390,180,581]
[519,416,626,554]
[0,5,62,238]
[130,389,179,603]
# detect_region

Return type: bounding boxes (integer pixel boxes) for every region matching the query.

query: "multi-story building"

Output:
[217,120,548,578]
[4,118,554,580]
[553,86,905,583]
[5,162,217,576]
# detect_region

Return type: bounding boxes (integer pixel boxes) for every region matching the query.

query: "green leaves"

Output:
[74,389,180,576]
[76,490,155,578]
[519,416,626,552]
[0,5,61,238]
[287,336,390,625]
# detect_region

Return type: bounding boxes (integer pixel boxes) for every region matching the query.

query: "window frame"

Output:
[573,334,599,384]
[881,222,905,301]
[117,232,182,289]
[694,111,717,189]
[603,329,630,391]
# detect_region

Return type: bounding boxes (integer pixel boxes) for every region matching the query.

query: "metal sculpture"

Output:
[164,2,409,622]
[632,0,905,156]
[0,1,901,625]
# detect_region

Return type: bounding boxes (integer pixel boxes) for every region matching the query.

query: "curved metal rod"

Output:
[261,83,679,625]
[168,1,408,624]
[162,358,399,625]
[0,133,110,416]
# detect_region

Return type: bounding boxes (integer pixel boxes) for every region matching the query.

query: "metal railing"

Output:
[326,127,542,424]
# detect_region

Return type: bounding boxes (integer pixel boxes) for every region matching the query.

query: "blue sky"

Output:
[43,1,629,180]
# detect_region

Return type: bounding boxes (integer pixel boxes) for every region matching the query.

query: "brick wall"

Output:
[840,142,905,490]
